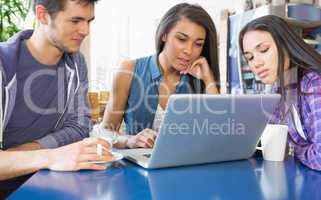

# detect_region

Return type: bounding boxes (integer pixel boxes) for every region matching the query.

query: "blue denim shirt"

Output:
[123,54,193,135]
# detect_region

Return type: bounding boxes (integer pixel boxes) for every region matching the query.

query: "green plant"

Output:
[0,0,31,42]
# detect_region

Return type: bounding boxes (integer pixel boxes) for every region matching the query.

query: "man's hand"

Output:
[46,138,113,171]
[7,142,41,151]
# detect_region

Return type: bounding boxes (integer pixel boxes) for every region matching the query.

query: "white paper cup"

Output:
[259,124,288,161]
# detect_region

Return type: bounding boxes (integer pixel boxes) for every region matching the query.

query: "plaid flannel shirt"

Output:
[271,70,321,171]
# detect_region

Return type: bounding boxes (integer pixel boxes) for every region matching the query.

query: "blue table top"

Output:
[8,157,321,200]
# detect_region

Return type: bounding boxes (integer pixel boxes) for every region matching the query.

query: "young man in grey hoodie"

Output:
[0,0,113,196]
[1,0,95,150]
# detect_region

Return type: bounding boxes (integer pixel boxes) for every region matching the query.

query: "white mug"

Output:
[90,123,118,145]
[258,124,288,161]
[90,123,118,156]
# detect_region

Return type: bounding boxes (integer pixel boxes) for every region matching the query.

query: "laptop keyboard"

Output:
[143,154,151,158]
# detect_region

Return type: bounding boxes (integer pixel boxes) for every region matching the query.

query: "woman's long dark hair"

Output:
[155,3,219,93]
[239,15,321,119]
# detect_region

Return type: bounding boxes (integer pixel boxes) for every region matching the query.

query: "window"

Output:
[87,0,235,91]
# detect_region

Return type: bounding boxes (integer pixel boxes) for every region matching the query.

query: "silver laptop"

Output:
[117,94,280,169]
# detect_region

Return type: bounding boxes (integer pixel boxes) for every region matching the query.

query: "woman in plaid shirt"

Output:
[239,15,321,170]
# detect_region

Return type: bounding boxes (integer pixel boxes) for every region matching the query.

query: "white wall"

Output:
[89,0,239,91]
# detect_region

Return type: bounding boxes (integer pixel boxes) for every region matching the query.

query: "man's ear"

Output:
[35,5,50,25]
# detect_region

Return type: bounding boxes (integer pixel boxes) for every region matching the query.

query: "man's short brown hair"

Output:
[32,0,99,17]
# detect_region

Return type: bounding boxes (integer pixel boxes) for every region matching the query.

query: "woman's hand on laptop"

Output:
[126,128,157,148]
[45,137,113,171]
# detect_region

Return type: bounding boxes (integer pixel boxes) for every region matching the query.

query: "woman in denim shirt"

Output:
[240,15,321,171]
[102,3,220,149]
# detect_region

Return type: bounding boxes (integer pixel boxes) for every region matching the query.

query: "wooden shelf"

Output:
[230,3,321,29]
[287,3,321,28]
